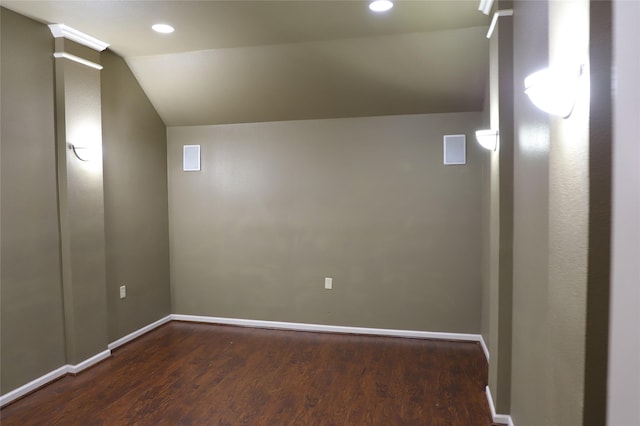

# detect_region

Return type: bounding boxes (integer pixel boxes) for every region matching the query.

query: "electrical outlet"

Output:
[325,277,333,290]
[119,285,126,299]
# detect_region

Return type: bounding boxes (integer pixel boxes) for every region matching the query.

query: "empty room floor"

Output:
[1,321,495,425]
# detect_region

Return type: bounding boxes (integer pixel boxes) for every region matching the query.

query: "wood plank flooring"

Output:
[1,321,494,425]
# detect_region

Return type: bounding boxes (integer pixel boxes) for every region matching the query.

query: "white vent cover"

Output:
[443,134,466,165]
[183,145,201,171]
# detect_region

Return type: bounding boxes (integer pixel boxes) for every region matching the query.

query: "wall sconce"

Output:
[524,65,584,118]
[69,143,99,162]
[369,0,393,12]
[475,129,499,151]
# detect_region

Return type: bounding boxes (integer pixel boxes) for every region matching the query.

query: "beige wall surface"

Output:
[547,1,590,424]
[483,1,514,412]
[509,1,592,425]
[54,39,109,365]
[0,8,67,393]
[583,1,613,424]
[482,21,502,404]
[168,113,484,332]
[1,9,172,395]
[101,51,171,342]
[608,1,640,424]
[479,59,492,358]
[511,1,553,423]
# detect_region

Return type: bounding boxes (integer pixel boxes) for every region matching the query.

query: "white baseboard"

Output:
[67,350,112,375]
[1,314,488,409]
[0,349,112,407]
[1,315,171,408]
[479,334,490,362]
[0,365,69,408]
[486,386,514,426]
[171,314,483,343]
[108,315,172,351]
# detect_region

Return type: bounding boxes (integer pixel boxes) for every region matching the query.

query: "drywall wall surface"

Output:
[102,50,171,342]
[511,0,553,424]
[607,1,640,424]
[497,3,515,413]
[0,8,67,393]
[480,34,494,369]
[168,113,484,332]
[511,1,592,425]
[583,1,613,424]
[547,1,590,424]
[484,1,515,412]
[483,17,501,401]
[53,38,109,364]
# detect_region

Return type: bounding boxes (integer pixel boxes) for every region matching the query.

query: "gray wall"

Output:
[509,1,592,425]
[0,7,67,393]
[479,17,498,395]
[482,0,514,412]
[608,1,640,424]
[102,51,171,342]
[54,37,108,365]
[168,113,484,332]
[511,1,553,423]
[583,1,613,424]
[0,9,171,395]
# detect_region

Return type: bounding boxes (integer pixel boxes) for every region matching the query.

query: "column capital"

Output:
[49,24,109,52]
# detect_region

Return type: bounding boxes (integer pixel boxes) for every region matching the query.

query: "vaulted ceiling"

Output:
[3,1,491,126]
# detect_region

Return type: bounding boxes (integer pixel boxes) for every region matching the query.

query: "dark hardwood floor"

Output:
[1,321,495,425]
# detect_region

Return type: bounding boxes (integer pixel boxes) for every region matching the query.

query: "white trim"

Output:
[171,314,483,343]
[0,365,69,407]
[478,0,495,15]
[0,315,176,407]
[53,52,103,70]
[48,24,109,51]
[108,315,172,350]
[67,350,111,375]
[486,386,514,426]
[0,349,111,407]
[479,335,490,362]
[1,316,487,409]
[487,9,514,39]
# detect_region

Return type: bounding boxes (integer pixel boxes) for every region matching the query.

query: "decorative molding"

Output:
[487,9,514,39]
[108,315,172,351]
[479,335,490,362]
[0,365,69,407]
[53,52,103,70]
[486,386,514,426]
[171,314,483,343]
[67,350,111,375]
[478,0,495,15]
[48,24,109,51]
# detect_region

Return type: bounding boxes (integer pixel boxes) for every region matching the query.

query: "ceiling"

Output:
[3,1,491,126]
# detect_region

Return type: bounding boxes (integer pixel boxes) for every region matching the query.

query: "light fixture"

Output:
[152,23,174,34]
[475,129,499,151]
[369,0,393,12]
[69,143,99,162]
[524,65,584,118]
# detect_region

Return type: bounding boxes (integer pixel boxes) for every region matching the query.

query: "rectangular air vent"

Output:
[183,145,201,171]
[443,134,466,165]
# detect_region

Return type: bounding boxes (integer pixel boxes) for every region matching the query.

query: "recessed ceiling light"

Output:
[369,0,394,12]
[152,24,174,34]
